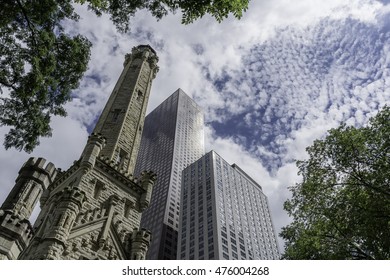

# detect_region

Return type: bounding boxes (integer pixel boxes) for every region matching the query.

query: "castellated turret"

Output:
[0,157,57,260]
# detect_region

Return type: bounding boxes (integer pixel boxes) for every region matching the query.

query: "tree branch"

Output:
[16,0,38,47]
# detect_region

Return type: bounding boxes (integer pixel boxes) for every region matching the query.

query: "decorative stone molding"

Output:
[129,228,152,260]
[139,171,157,210]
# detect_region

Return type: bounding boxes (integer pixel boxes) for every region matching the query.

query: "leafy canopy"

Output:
[0,0,91,152]
[0,0,250,152]
[281,106,390,259]
[78,0,250,31]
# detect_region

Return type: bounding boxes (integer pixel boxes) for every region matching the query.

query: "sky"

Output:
[1,0,390,253]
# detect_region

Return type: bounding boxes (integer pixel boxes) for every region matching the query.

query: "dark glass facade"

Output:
[134,89,204,259]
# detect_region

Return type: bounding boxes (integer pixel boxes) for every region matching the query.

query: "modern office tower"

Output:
[0,45,159,260]
[134,89,205,259]
[178,151,280,260]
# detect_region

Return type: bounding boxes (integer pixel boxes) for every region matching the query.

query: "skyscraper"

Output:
[134,89,205,259]
[0,45,159,260]
[178,151,280,260]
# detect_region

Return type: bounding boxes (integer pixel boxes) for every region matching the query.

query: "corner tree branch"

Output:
[350,168,390,197]
[15,0,37,47]
[331,163,390,197]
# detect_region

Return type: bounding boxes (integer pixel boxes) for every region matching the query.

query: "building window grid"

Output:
[180,152,279,260]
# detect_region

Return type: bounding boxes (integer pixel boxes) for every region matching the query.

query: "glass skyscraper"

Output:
[178,151,280,260]
[134,89,205,259]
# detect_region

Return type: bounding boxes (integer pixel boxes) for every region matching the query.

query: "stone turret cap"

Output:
[137,45,157,56]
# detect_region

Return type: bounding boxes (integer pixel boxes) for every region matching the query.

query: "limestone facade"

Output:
[0,45,159,260]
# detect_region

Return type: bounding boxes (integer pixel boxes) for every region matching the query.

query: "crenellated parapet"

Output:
[0,210,34,260]
[74,206,109,226]
[127,45,159,77]
[80,133,107,171]
[54,186,88,209]
[42,160,82,206]
[97,155,134,179]
[19,157,57,185]
[1,157,57,219]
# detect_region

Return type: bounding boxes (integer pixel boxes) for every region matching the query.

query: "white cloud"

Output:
[0,115,88,202]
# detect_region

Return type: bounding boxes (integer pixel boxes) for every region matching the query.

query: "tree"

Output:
[1,0,250,152]
[281,106,390,259]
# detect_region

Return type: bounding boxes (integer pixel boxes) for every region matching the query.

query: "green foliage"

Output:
[77,0,250,32]
[173,0,249,25]
[1,0,249,152]
[0,0,91,152]
[281,106,390,259]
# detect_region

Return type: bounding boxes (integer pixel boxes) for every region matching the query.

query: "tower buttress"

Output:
[0,157,57,260]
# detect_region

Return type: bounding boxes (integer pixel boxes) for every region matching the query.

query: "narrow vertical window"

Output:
[136,90,143,100]
[124,199,132,218]
[31,189,41,208]
[93,180,104,199]
[111,109,121,122]
[62,215,69,227]
[23,183,35,202]
[116,149,128,169]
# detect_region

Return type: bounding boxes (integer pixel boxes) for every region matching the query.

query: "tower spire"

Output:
[91,45,159,175]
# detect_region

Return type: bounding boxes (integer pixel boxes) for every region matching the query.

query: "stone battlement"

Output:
[131,228,151,243]
[1,157,58,220]
[98,155,134,179]
[88,133,106,144]
[54,186,87,208]
[0,209,34,242]
[75,206,109,226]
[46,161,81,194]
[19,157,57,188]
[130,45,158,61]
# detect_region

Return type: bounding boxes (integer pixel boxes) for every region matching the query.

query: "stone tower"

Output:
[0,158,57,260]
[1,45,159,260]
